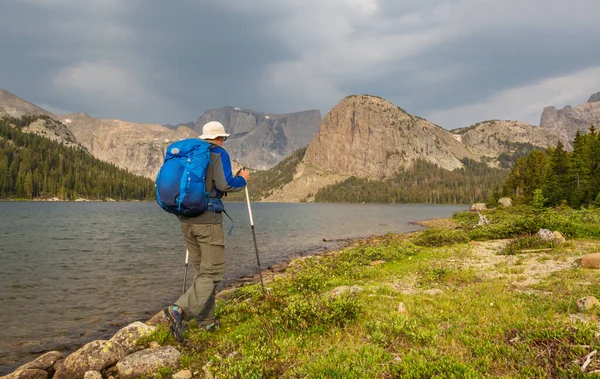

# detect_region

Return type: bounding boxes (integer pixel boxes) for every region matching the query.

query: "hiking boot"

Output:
[163,305,185,342]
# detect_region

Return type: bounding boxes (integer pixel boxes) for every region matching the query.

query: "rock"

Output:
[16,351,64,371]
[83,371,103,379]
[149,341,161,349]
[173,369,193,379]
[146,310,169,327]
[423,289,444,296]
[577,296,600,311]
[270,262,288,273]
[540,94,600,141]
[110,321,156,354]
[477,212,490,226]
[470,203,487,212]
[324,285,363,298]
[287,256,309,271]
[537,228,554,241]
[369,260,386,266]
[498,197,513,207]
[1,369,48,379]
[397,302,408,314]
[588,92,600,103]
[53,340,127,379]
[116,346,181,379]
[582,253,600,269]
[303,95,473,179]
[552,231,566,244]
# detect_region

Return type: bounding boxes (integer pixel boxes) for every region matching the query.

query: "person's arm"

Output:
[211,147,247,192]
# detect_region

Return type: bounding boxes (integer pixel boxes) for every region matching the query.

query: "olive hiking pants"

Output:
[175,223,225,325]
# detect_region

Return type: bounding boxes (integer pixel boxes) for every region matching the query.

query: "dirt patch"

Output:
[450,239,581,288]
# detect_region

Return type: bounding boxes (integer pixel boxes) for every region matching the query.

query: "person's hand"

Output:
[239,169,250,181]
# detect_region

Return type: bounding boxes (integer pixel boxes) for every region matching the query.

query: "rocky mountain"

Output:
[59,113,197,179]
[265,95,576,202]
[304,95,475,177]
[452,120,571,166]
[22,116,80,149]
[0,87,53,118]
[540,92,600,140]
[193,106,321,170]
[267,95,479,201]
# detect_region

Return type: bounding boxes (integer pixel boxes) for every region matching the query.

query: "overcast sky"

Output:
[1,0,599,130]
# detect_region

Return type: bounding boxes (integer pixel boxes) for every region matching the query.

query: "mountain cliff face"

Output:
[195,107,321,170]
[303,95,475,178]
[453,120,571,164]
[0,88,53,118]
[22,116,80,149]
[267,95,480,202]
[60,113,196,179]
[540,92,600,140]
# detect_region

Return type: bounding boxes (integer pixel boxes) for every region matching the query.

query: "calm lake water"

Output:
[0,201,467,373]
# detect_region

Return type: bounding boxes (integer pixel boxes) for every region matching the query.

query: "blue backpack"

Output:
[155,138,212,217]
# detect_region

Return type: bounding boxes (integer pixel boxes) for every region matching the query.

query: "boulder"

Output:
[581,253,600,269]
[469,203,487,212]
[552,231,566,244]
[173,369,193,379]
[53,340,127,379]
[498,197,513,207]
[110,321,156,354]
[83,371,103,379]
[477,212,490,226]
[537,229,554,241]
[15,351,64,372]
[146,310,169,327]
[0,369,48,379]
[397,302,408,314]
[577,296,600,311]
[116,346,181,379]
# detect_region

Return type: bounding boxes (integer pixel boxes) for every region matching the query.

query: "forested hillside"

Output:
[314,159,508,204]
[0,115,155,200]
[227,147,307,201]
[503,126,600,208]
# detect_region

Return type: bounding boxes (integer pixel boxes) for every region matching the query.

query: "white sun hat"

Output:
[199,121,230,140]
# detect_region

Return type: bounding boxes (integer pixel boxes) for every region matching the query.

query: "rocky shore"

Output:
[0,234,374,379]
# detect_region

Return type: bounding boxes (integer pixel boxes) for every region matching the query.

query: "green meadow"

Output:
[143,206,600,378]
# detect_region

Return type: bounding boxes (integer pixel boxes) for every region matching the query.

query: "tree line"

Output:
[502,126,600,208]
[314,158,508,204]
[0,115,155,200]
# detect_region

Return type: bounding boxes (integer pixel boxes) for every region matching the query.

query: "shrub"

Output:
[500,234,556,255]
[414,228,470,247]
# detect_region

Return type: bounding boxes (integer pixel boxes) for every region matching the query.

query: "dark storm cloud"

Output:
[1,0,600,128]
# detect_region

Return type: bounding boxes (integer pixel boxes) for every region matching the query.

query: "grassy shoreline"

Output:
[144,206,600,377]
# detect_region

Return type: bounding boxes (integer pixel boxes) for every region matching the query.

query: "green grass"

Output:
[144,207,600,378]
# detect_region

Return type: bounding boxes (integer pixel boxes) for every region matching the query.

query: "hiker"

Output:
[163,121,249,341]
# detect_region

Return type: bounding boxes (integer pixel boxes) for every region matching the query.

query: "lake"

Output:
[0,201,467,373]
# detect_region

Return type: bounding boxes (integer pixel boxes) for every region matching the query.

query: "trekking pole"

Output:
[243,169,266,296]
[182,249,189,295]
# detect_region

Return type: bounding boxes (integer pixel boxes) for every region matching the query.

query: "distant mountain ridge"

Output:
[0,88,53,118]
[3,85,600,203]
[59,112,197,179]
[540,92,600,140]
[265,95,576,202]
[192,106,322,170]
